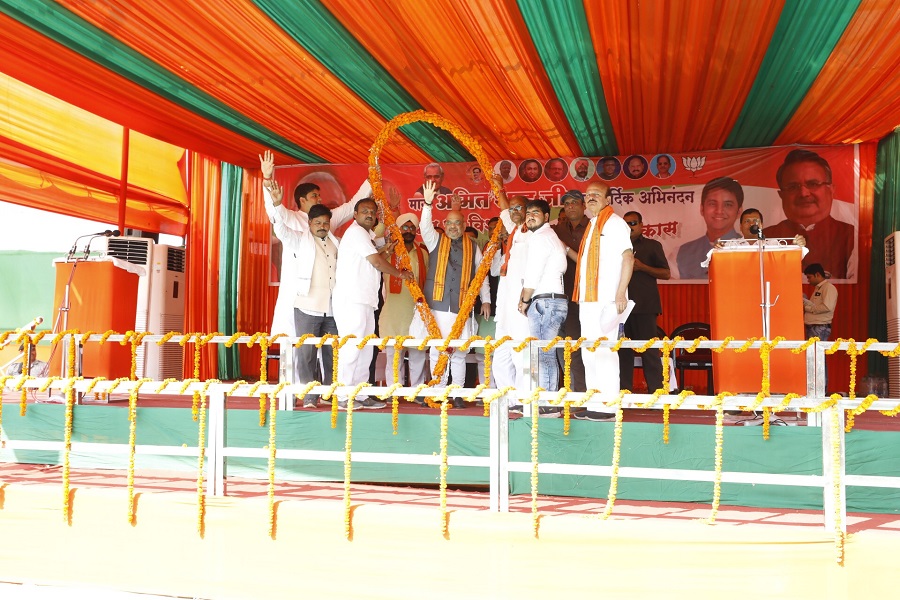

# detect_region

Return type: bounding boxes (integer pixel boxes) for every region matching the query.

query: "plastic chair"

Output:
[670,322,714,394]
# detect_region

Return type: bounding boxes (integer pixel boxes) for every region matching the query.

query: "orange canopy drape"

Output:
[184,153,222,380]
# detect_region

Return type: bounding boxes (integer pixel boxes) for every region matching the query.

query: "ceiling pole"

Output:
[117,126,130,233]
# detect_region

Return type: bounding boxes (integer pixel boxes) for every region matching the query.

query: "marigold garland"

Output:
[14,375,32,416]
[127,378,153,525]
[267,391,278,539]
[343,382,371,540]
[601,391,629,520]
[61,376,81,521]
[0,375,12,435]
[368,111,504,382]
[526,388,544,538]
[436,384,461,538]
[481,336,511,390]
[830,403,846,566]
[704,392,732,525]
[195,382,210,537]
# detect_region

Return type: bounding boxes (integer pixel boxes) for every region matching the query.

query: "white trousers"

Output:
[333,299,375,396]
[493,308,531,391]
[383,346,428,386]
[579,302,621,399]
[410,309,475,387]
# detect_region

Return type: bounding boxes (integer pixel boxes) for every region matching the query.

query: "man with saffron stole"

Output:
[570,182,634,420]
[410,181,491,405]
[379,213,430,386]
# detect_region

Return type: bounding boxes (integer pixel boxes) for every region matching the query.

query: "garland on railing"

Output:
[126,378,153,525]
[601,390,629,520]
[437,384,461,538]
[704,392,733,525]
[524,388,544,538]
[343,382,371,541]
[61,376,81,522]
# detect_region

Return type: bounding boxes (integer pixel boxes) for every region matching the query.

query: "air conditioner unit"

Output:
[104,237,186,379]
[885,232,900,396]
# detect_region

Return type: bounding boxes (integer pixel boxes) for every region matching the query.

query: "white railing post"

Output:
[206,388,226,496]
[821,403,847,533]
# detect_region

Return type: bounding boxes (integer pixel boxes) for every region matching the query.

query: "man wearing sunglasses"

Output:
[763,149,854,279]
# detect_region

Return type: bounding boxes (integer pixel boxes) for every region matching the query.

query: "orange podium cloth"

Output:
[709,245,806,394]
[51,259,139,378]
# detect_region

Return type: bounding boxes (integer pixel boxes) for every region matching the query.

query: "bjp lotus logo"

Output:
[682,156,706,176]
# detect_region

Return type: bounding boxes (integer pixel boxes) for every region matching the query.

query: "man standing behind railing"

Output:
[517,200,568,394]
[569,182,634,421]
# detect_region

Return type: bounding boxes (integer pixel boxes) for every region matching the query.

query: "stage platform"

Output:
[0,462,898,599]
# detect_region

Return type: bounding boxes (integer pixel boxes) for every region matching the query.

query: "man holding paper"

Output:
[566,182,634,420]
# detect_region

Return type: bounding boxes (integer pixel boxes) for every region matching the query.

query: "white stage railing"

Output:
[4,334,900,536]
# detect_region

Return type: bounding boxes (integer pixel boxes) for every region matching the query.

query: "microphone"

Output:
[749,220,764,240]
[82,230,121,260]
[67,230,120,260]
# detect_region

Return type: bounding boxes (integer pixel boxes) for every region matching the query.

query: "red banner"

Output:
[271,145,858,284]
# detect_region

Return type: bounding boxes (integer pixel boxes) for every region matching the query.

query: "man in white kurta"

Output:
[332,198,413,410]
[570,182,634,416]
[260,151,369,383]
[490,178,531,392]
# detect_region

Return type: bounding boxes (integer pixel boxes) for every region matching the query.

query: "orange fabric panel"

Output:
[319,0,581,160]
[583,0,784,154]
[183,153,221,380]
[776,0,900,146]
[709,248,806,394]
[54,0,429,165]
[237,170,272,378]
[0,12,296,169]
[50,261,140,379]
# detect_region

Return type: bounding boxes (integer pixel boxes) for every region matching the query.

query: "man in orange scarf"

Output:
[410,181,491,401]
[379,213,429,386]
[570,182,634,420]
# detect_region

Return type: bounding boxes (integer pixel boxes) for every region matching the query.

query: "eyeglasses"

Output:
[781,180,831,194]
[508,205,524,212]
[625,220,640,226]
[400,224,416,231]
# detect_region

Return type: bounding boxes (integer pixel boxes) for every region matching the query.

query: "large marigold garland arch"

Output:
[368,111,504,380]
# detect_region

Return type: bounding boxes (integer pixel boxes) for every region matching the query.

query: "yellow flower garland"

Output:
[704,392,732,525]
[267,392,278,539]
[61,376,81,522]
[0,375,12,436]
[127,378,153,525]
[343,382,371,540]
[368,111,505,382]
[601,391,629,520]
[525,388,544,538]
[830,403,845,566]
[195,382,209,537]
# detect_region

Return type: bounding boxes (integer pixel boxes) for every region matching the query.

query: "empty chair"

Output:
[670,322,714,394]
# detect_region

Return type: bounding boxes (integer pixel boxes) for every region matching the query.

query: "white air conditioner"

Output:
[885,232,900,396]
[104,237,186,379]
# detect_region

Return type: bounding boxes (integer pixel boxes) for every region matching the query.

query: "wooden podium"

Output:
[708,244,806,394]
[51,259,140,379]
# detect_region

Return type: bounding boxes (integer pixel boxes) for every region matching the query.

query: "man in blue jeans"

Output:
[517,199,568,398]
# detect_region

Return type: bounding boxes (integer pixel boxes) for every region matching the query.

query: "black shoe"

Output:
[572,410,615,422]
[509,404,524,415]
[452,398,465,409]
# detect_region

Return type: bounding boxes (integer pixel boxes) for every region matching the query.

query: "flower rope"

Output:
[368,111,505,382]
[703,392,732,525]
[830,403,846,566]
[61,376,82,521]
[436,384,461,538]
[601,391,629,520]
[127,378,153,525]
[525,388,544,538]
[193,378,219,537]
[343,382,370,540]
[267,391,278,539]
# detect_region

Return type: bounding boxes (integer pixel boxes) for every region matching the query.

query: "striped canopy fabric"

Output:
[1,0,898,171]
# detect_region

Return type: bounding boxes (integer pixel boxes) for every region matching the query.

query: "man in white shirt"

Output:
[569,182,634,420]
[490,175,531,392]
[333,198,414,410]
[411,181,491,404]
[269,200,340,407]
[260,151,364,383]
[517,199,568,392]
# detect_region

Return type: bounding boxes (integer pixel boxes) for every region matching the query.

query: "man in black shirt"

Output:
[619,211,671,392]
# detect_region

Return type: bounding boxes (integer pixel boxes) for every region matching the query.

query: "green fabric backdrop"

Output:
[217,163,243,379]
